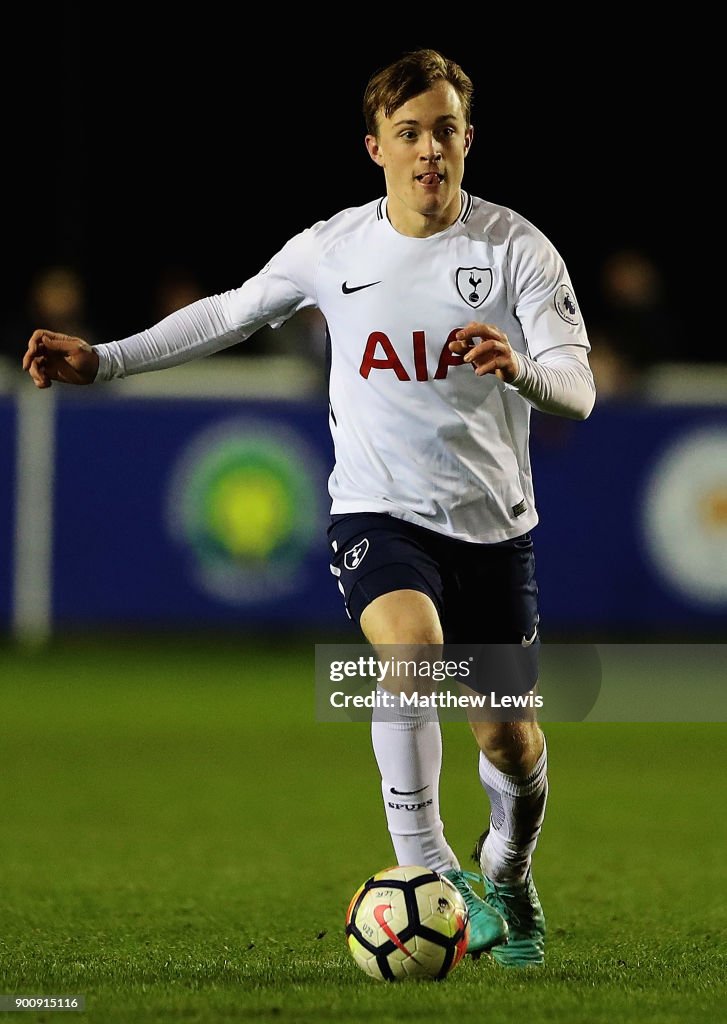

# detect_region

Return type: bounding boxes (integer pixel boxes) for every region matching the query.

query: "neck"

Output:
[386,192,463,238]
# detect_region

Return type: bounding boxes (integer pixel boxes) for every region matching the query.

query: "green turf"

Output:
[1,637,725,1023]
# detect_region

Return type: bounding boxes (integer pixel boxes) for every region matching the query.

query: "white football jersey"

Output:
[97,191,592,543]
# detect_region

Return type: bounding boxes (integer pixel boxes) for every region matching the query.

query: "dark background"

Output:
[6,11,702,355]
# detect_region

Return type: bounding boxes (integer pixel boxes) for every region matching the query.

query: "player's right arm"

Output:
[22,227,321,388]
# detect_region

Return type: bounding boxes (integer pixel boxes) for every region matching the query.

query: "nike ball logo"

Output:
[389,785,428,796]
[341,280,381,294]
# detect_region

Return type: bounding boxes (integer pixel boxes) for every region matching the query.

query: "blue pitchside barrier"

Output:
[2,367,726,640]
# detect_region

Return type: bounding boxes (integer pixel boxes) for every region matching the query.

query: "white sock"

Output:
[370,687,459,874]
[478,740,548,884]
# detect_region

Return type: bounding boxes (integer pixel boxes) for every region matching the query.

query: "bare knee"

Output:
[470,719,544,776]
[360,590,443,695]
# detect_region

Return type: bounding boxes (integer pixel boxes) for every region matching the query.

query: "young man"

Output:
[23,48,595,966]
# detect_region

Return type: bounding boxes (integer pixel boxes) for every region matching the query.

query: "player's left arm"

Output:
[449,323,595,420]
[448,223,596,420]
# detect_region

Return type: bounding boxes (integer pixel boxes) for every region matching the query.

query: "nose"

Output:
[419,133,442,162]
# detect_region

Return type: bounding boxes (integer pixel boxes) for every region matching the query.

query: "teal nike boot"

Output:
[472,831,546,966]
[442,868,509,957]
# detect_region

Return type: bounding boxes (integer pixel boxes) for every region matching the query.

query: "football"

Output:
[345,865,470,981]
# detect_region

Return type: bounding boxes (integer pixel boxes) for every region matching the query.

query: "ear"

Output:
[464,124,474,157]
[365,134,385,167]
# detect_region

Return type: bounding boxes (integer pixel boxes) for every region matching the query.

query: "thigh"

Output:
[327,513,446,629]
[360,589,442,648]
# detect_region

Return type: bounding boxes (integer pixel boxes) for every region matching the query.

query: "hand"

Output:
[448,322,520,382]
[22,330,99,389]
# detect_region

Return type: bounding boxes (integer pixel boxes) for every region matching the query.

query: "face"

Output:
[365,79,473,238]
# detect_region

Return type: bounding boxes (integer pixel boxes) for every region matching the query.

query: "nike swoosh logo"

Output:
[521,625,539,647]
[390,785,428,796]
[373,903,413,956]
[341,280,381,294]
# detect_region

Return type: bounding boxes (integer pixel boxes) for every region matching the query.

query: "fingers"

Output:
[23,330,78,368]
[452,322,507,347]
[448,323,519,382]
[22,333,49,385]
[27,356,52,389]
[23,331,52,386]
[469,353,510,378]
[456,336,506,369]
[28,329,75,348]
[22,330,47,371]
[448,323,507,356]
[23,330,89,388]
[38,331,77,348]
[464,339,507,370]
[467,344,519,381]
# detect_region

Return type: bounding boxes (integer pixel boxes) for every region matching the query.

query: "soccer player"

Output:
[22,48,595,966]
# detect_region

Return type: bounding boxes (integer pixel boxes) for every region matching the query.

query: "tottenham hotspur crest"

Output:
[344,538,369,570]
[456,267,493,309]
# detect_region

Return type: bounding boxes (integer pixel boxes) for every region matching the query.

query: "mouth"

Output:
[415,172,444,185]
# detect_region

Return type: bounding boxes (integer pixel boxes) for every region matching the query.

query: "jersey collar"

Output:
[377,190,473,226]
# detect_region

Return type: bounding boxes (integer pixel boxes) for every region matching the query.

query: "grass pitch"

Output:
[1,636,725,1023]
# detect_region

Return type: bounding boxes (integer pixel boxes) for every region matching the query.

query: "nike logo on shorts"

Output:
[521,625,539,647]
